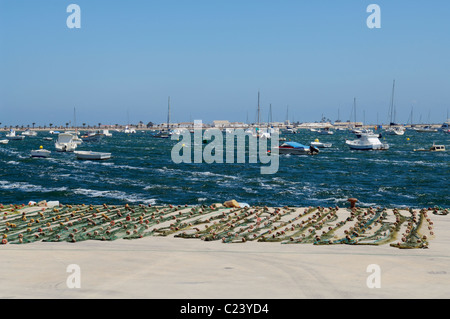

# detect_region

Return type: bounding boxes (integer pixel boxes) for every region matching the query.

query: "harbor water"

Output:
[0,129,448,208]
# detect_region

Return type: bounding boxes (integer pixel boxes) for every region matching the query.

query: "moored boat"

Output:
[318,128,334,135]
[345,133,389,150]
[31,146,51,158]
[385,126,405,135]
[310,139,332,148]
[414,126,438,133]
[153,130,171,138]
[74,151,111,160]
[414,143,445,152]
[6,130,25,140]
[277,142,319,155]
[81,131,104,142]
[21,129,37,137]
[55,133,78,152]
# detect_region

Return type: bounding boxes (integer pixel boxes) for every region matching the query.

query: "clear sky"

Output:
[1,0,449,127]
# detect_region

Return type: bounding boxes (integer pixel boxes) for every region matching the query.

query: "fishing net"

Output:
[0,202,441,249]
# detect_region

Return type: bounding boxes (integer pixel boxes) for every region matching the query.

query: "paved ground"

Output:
[0,214,448,299]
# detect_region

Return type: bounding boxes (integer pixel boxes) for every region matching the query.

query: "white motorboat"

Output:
[6,130,25,140]
[257,131,272,139]
[21,129,37,137]
[310,139,332,148]
[31,147,51,158]
[55,133,78,152]
[282,128,297,134]
[102,129,112,137]
[0,139,8,144]
[318,128,334,135]
[354,129,382,138]
[72,135,83,145]
[385,126,405,135]
[276,142,319,155]
[351,128,363,134]
[124,126,136,134]
[74,151,111,160]
[345,133,389,150]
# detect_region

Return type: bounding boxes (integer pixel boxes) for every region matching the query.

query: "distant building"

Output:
[334,121,363,128]
[212,120,230,128]
[227,122,248,128]
[178,122,194,128]
[297,122,333,129]
[270,122,284,127]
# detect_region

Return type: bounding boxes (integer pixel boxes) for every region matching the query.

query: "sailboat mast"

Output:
[390,79,395,125]
[286,105,289,124]
[73,107,77,130]
[257,91,260,127]
[269,103,272,126]
[167,96,170,130]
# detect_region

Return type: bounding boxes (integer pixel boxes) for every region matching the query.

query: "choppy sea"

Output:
[0,129,448,208]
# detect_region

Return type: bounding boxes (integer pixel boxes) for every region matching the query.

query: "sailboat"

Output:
[71,107,83,145]
[385,80,405,136]
[249,91,271,139]
[154,97,172,138]
[124,109,136,134]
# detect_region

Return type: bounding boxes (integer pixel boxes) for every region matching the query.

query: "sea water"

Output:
[0,129,448,208]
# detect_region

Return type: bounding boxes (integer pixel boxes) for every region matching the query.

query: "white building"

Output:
[212,120,231,128]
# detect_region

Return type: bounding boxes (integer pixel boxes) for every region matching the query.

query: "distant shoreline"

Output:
[0,123,444,132]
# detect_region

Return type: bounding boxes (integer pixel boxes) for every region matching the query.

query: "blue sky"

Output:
[0,0,449,126]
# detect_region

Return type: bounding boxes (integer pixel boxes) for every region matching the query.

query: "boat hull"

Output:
[6,136,25,140]
[31,150,51,158]
[74,151,111,160]
[346,140,389,150]
[310,142,332,148]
